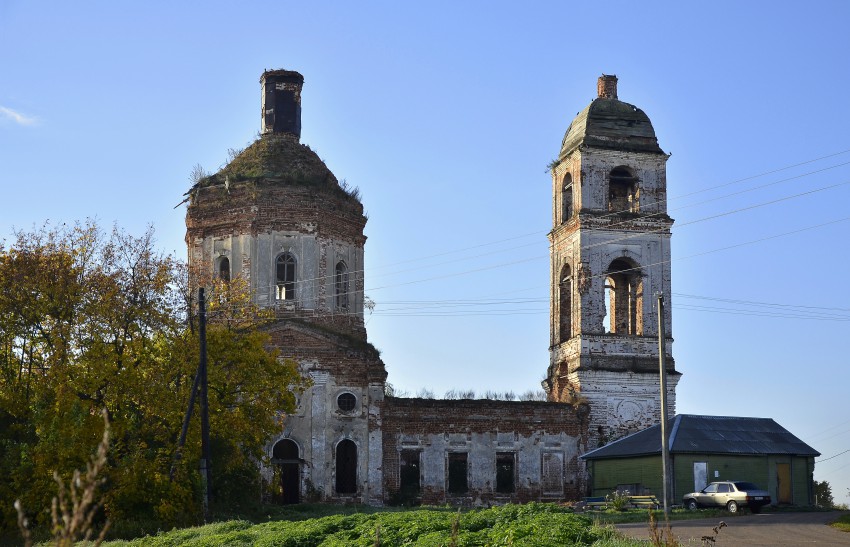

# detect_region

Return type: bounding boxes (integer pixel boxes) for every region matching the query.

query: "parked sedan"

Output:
[683,481,771,513]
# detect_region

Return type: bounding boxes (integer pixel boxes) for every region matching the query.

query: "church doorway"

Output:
[336,439,358,494]
[272,439,301,504]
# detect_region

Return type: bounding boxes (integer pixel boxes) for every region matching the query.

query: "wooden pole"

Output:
[199,287,212,518]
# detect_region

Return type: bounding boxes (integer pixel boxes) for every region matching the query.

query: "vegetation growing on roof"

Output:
[190,135,363,204]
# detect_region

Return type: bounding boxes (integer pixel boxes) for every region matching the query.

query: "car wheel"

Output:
[727,500,739,513]
[750,504,762,514]
[686,499,698,511]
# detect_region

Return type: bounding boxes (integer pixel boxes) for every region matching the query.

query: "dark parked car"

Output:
[683,481,771,513]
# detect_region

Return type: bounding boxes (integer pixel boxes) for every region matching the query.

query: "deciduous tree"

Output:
[0,221,305,532]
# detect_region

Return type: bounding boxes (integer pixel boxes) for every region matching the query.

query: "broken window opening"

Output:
[276,253,296,301]
[218,256,231,282]
[337,392,356,412]
[604,259,643,335]
[447,452,469,494]
[608,167,639,213]
[562,173,574,222]
[559,264,572,342]
[335,439,357,495]
[495,452,516,494]
[399,450,421,497]
[335,261,349,310]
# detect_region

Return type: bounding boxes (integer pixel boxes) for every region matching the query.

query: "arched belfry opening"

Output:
[562,173,574,222]
[559,264,573,342]
[604,258,643,335]
[608,166,639,213]
[272,439,301,504]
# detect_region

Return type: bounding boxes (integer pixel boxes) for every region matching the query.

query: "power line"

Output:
[817,449,850,464]
[233,148,850,291]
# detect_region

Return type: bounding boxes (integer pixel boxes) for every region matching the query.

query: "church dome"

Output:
[559,75,664,158]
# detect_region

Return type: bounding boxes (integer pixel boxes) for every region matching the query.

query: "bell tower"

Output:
[545,75,680,446]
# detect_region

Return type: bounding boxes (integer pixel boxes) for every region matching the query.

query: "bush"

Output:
[607,489,632,511]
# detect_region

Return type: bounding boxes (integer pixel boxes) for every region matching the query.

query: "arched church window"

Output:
[273,438,300,460]
[603,258,643,335]
[218,256,230,282]
[608,167,639,213]
[559,264,572,342]
[276,253,296,301]
[562,173,574,223]
[335,439,357,494]
[335,261,349,310]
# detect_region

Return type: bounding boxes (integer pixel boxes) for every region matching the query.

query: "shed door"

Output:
[693,462,707,492]
[776,463,792,504]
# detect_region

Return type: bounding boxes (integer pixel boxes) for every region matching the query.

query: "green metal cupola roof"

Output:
[559,74,665,158]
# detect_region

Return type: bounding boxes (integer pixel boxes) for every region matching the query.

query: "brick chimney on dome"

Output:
[597,74,618,99]
[261,69,304,139]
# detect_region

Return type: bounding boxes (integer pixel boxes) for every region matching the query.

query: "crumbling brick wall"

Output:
[381,398,589,505]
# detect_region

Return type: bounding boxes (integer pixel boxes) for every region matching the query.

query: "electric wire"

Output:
[239,148,850,292]
[274,172,850,298]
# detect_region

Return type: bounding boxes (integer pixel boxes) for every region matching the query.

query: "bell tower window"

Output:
[608,167,639,213]
[559,264,572,342]
[603,258,643,335]
[335,261,349,310]
[276,253,296,301]
[562,173,574,222]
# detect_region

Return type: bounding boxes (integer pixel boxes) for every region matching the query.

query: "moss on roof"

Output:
[200,134,338,189]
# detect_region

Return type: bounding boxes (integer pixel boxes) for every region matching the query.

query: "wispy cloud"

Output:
[0,105,38,126]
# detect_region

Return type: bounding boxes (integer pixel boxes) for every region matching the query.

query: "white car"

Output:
[683,481,771,513]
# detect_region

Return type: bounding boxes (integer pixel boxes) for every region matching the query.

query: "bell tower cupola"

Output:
[545,75,680,446]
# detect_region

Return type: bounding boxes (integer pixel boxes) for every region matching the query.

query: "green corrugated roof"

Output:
[581,414,820,460]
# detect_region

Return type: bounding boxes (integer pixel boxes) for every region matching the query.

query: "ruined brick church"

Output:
[184,70,679,505]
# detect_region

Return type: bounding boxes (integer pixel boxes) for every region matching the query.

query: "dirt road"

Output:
[615,511,850,545]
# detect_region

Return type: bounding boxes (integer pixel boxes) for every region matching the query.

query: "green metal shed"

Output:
[581,415,819,506]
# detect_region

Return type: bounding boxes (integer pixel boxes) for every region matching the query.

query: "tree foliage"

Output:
[814,480,835,508]
[0,221,305,532]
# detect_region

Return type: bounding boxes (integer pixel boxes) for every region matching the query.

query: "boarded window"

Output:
[399,450,421,496]
[496,452,516,494]
[447,452,468,494]
[541,452,564,496]
[335,439,357,494]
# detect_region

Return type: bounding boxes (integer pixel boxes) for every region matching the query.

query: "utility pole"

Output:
[199,287,212,518]
[657,293,672,518]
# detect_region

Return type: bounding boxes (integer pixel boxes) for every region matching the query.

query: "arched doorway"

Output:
[335,439,357,494]
[272,439,301,504]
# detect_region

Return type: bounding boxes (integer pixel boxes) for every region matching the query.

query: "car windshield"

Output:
[733,482,759,491]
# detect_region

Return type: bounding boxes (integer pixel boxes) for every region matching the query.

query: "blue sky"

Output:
[3,1,850,504]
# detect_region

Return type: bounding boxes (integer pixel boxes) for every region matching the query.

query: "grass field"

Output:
[97,503,631,546]
[14,503,841,546]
